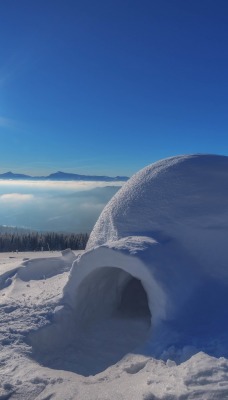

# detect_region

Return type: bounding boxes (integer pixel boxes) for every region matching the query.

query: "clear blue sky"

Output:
[1,0,228,176]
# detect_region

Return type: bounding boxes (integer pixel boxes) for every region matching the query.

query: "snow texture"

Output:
[1,154,228,399]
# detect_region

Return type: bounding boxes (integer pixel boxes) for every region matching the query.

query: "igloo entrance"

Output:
[67,267,151,375]
[73,267,151,327]
[29,267,151,376]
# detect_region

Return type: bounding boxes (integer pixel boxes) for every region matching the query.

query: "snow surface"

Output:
[1,154,228,399]
[1,251,228,399]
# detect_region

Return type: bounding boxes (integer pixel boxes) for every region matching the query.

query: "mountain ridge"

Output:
[0,171,129,182]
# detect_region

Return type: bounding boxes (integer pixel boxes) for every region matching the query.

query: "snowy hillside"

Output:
[1,154,228,399]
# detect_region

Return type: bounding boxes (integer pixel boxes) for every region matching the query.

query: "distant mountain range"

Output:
[0,171,129,182]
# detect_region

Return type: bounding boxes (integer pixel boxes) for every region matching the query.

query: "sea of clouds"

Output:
[0,180,122,233]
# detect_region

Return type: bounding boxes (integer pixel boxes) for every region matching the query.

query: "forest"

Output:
[0,231,89,252]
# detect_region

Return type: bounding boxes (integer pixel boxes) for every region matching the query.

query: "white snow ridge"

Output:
[1,154,228,399]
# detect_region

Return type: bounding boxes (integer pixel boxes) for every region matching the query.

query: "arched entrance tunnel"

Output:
[29,267,152,376]
[74,267,151,326]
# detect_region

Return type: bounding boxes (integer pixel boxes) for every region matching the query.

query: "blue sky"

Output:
[1,0,228,177]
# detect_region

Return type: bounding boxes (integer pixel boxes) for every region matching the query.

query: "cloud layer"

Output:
[0,193,34,202]
[0,181,122,232]
[0,179,123,191]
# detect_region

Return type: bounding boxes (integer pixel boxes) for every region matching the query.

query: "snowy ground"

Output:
[0,251,228,399]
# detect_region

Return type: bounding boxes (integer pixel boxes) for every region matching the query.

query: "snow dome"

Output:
[87,153,228,277]
[31,155,228,375]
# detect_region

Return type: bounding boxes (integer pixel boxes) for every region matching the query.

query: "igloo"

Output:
[31,155,228,375]
[64,155,228,352]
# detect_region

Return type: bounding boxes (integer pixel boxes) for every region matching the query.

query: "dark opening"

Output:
[118,277,151,318]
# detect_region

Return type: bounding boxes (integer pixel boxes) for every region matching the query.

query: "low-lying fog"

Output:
[0,180,122,232]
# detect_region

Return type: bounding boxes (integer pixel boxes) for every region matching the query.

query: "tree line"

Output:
[0,231,89,252]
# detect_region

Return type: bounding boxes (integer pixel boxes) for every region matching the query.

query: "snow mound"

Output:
[0,250,76,288]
